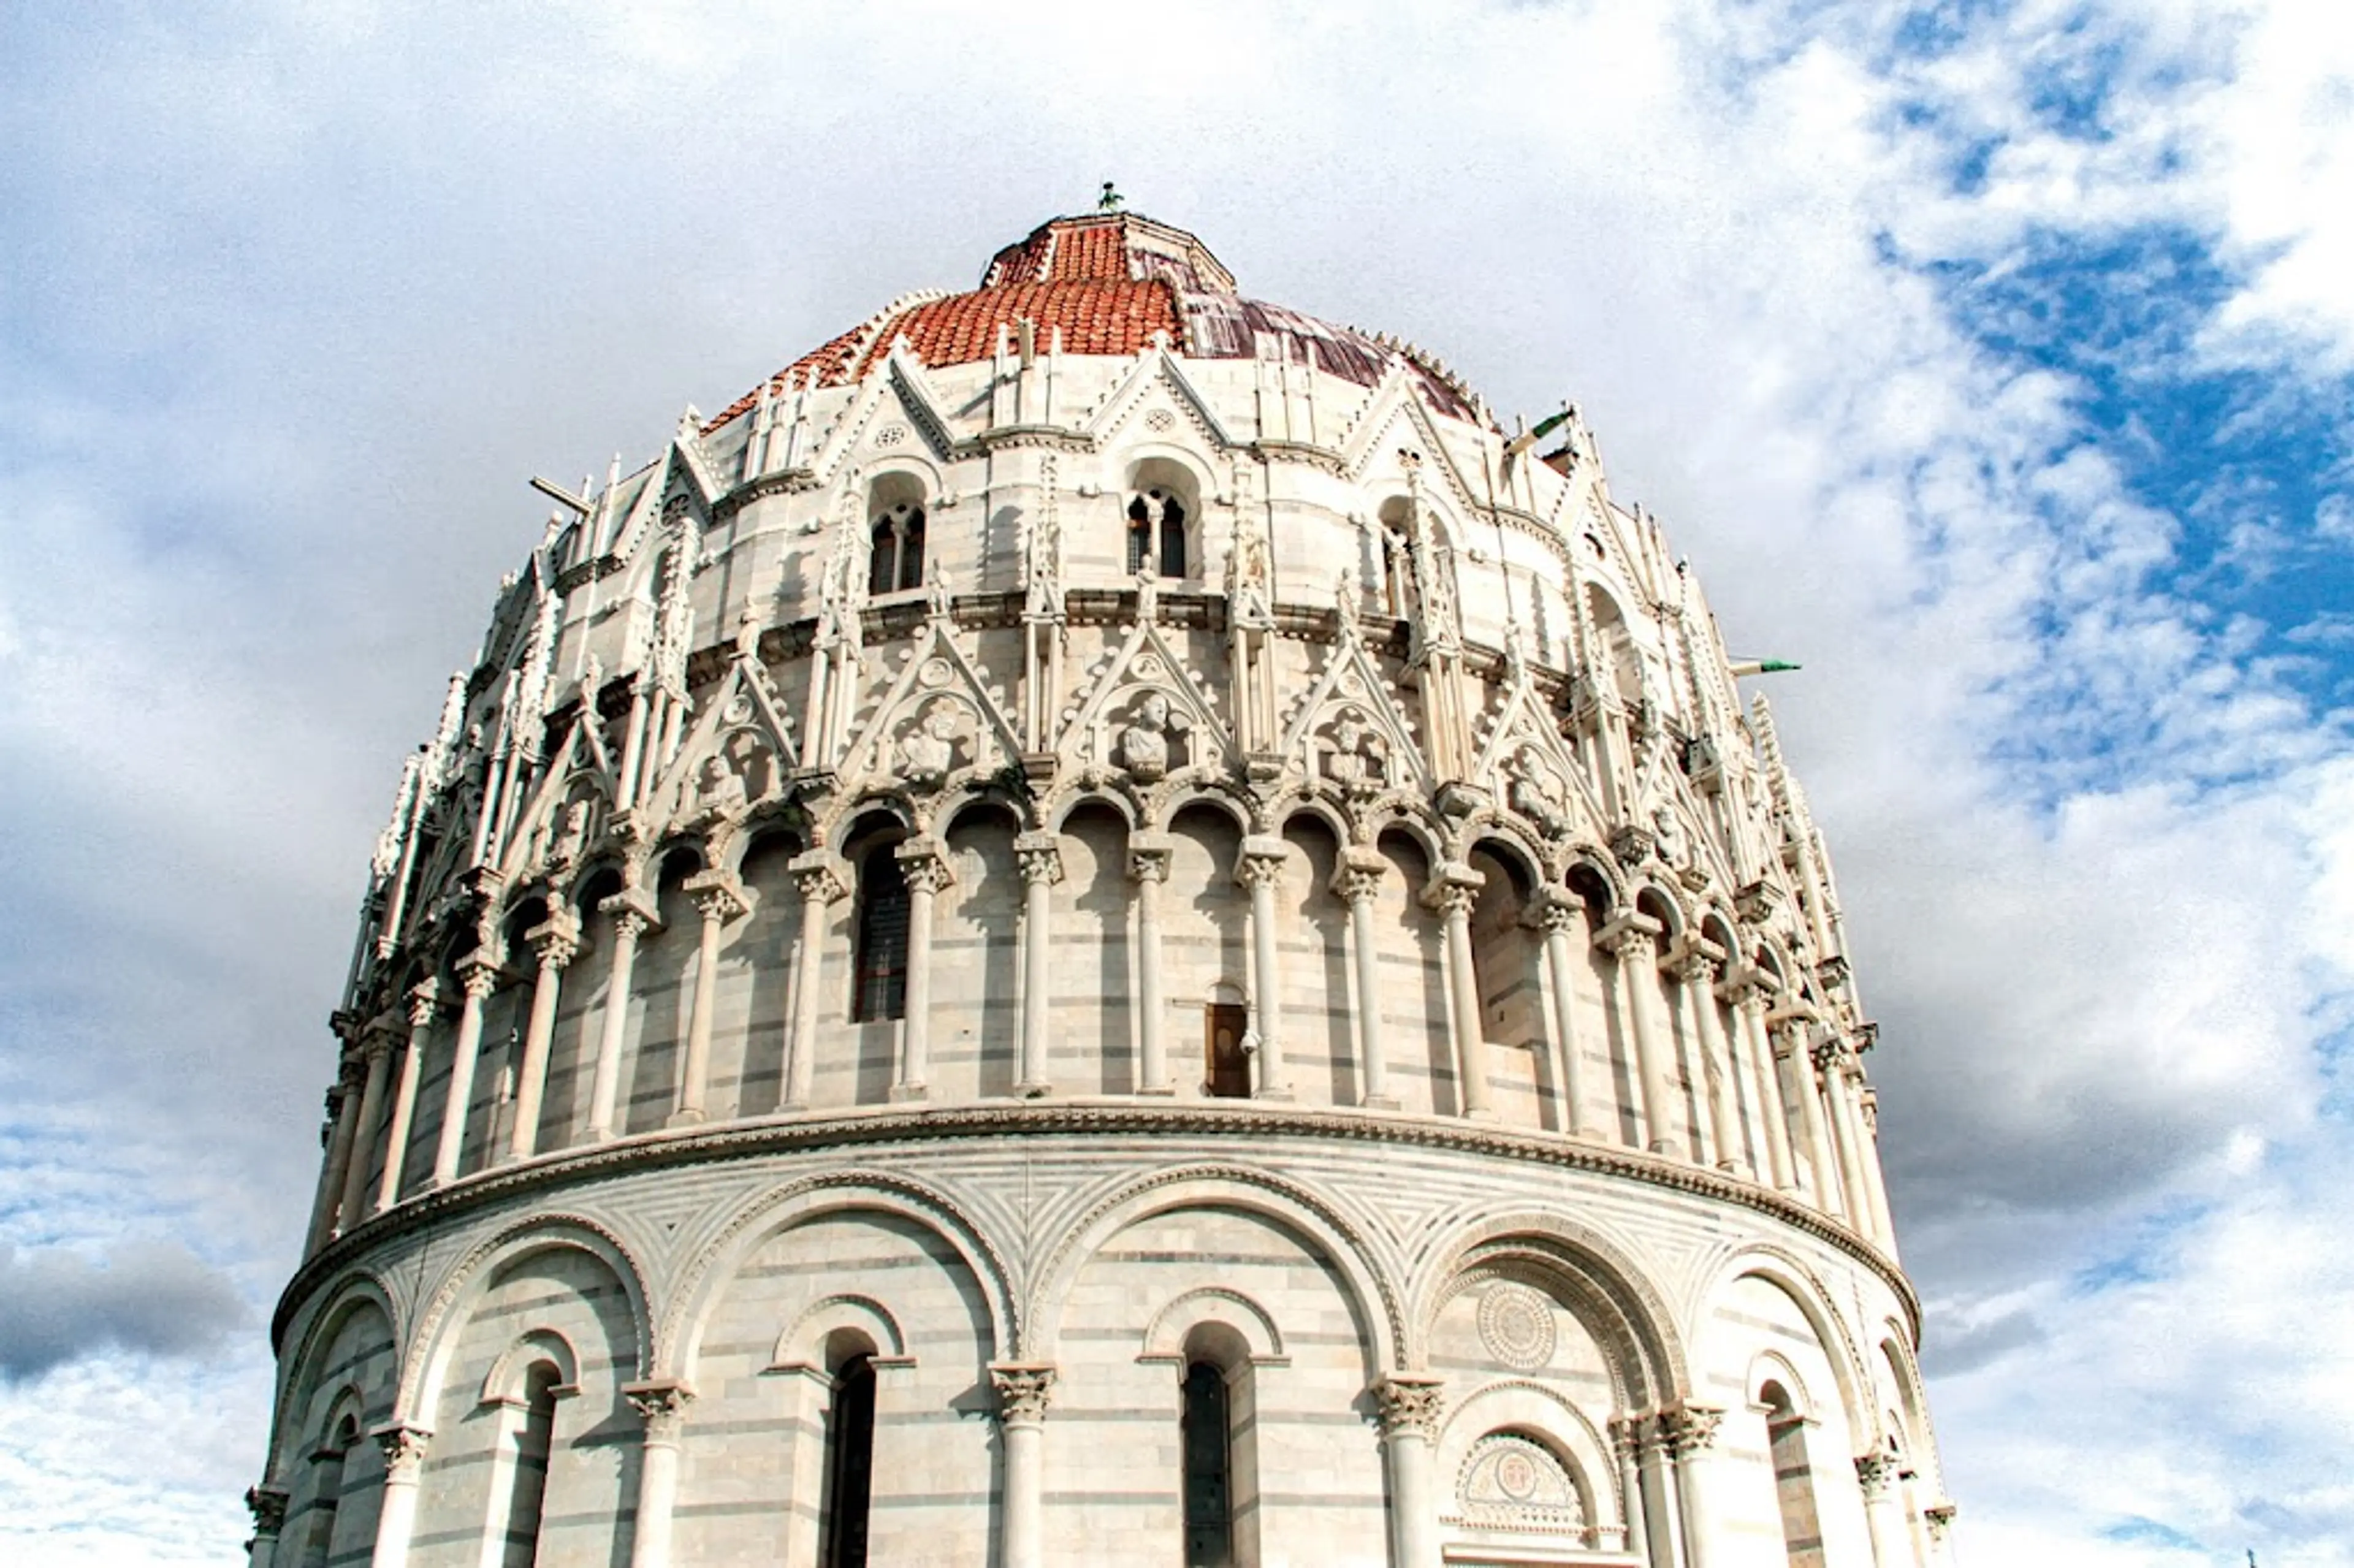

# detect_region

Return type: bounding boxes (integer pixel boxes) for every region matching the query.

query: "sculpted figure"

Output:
[1651,801,1685,866]
[1322,706,1387,795]
[696,754,747,821]
[1506,743,1571,837]
[548,799,592,869]
[897,701,962,786]
[1118,691,1176,782]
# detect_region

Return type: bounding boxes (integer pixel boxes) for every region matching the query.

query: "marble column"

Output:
[782,852,848,1111]
[1606,1417,1648,1565]
[1632,1414,1686,1568]
[1423,862,1493,1119]
[337,1022,398,1231]
[1373,1376,1445,1568]
[1821,1042,1876,1236]
[1727,982,1797,1193]
[624,1380,694,1568]
[991,1364,1057,1568]
[1855,1449,1912,1568]
[430,954,501,1186]
[506,910,581,1160]
[1596,916,1677,1157]
[1529,891,1596,1138]
[1672,950,1746,1176]
[242,1484,288,1568]
[893,840,954,1101]
[367,1423,431,1567]
[1665,1402,1726,1568]
[1854,1061,1901,1249]
[1236,835,1293,1101]
[1331,848,1396,1109]
[1013,834,1062,1097]
[671,872,748,1127]
[373,982,440,1213]
[587,891,659,1140]
[1780,1018,1842,1216]
[304,1060,362,1255]
[1129,834,1175,1095]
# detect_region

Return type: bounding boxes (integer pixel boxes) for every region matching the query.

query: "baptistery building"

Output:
[253,208,1953,1568]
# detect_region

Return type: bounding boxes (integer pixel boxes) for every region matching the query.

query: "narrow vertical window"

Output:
[821,1355,877,1568]
[1205,1004,1251,1099]
[301,1415,359,1567]
[1181,1361,1233,1567]
[897,506,926,590]
[1127,495,1154,574]
[867,519,899,598]
[1762,1385,1825,1568]
[499,1363,560,1568]
[854,848,911,1021]
[1157,495,1187,579]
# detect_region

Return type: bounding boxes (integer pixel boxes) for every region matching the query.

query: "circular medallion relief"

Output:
[1144,407,1178,433]
[1477,1282,1557,1370]
[1494,1449,1541,1499]
[1133,653,1165,682]
[917,657,954,690]
[874,422,911,448]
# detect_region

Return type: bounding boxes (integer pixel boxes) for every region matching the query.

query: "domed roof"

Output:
[705,211,1482,431]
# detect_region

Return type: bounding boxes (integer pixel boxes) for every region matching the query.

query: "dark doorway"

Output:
[1206,1005,1251,1098]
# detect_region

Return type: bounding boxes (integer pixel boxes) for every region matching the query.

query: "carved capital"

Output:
[1525,888,1585,936]
[1372,1374,1446,1441]
[894,837,957,896]
[1608,824,1657,866]
[989,1362,1057,1425]
[596,885,663,937]
[788,849,852,905]
[455,951,501,1002]
[405,978,444,1031]
[1923,1501,1957,1541]
[526,908,583,970]
[623,1379,696,1441]
[1234,836,1289,893]
[1606,1412,1655,1464]
[1127,831,1175,885]
[1330,847,1388,907]
[370,1422,432,1477]
[1592,912,1663,960]
[684,869,750,924]
[243,1483,290,1537]
[1664,937,1725,985]
[1418,861,1483,919]
[1013,832,1064,888]
[1810,1037,1853,1075]
[1662,1402,1725,1457]
[1854,1448,1897,1499]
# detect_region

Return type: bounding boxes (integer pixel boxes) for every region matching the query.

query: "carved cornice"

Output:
[275,1098,1917,1350]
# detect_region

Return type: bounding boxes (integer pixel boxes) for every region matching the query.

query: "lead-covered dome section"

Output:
[704,211,1481,430]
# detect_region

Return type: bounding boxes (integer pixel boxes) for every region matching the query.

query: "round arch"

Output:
[1412,1208,1686,1407]
[398,1214,653,1421]
[1027,1163,1403,1371]
[665,1170,1017,1376]
[1690,1243,1876,1439]
[270,1270,398,1479]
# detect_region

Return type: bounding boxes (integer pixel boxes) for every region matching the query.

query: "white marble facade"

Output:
[254,212,1953,1567]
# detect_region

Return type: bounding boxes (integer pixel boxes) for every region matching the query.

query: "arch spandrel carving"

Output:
[1054,602,1236,784]
[834,617,1021,811]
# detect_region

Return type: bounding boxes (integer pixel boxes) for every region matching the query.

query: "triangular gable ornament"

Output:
[837,615,1022,798]
[1055,574,1237,785]
[1278,587,1431,800]
[1470,628,1603,842]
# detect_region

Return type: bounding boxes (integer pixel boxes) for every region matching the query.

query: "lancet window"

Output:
[821,1353,878,1568]
[1761,1382,1826,1568]
[299,1412,360,1567]
[853,845,911,1022]
[497,1362,562,1568]
[868,502,926,595]
[1127,489,1188,578]
[1181,1360,1234,1567]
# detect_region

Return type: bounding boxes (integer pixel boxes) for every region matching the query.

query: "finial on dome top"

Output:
[1098,180,1125,213]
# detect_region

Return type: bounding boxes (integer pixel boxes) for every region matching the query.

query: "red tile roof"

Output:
[705,213,1482,435]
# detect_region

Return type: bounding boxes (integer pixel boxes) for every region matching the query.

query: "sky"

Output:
[1,0,2350,1561]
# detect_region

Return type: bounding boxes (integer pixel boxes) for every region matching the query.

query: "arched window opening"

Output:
[867,500,926,595]
[1205,1004,1251,1100]
[498,1362,562,1568]
[300,1413,360,1567]
[1761,1383,1826,1568]
[1377,497,1417,620]
[853,845,911,1022]
[1181,1360,1233,1567]
[821,1353,877,1568]
[1127,489,1187,578]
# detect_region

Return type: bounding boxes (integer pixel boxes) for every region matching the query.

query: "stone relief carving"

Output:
[1455,1433,1585,1533]
[1318,704,1392,797]
[1503,742,1572,839]
[896,699,968,790]
[1115,690,1190,783]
